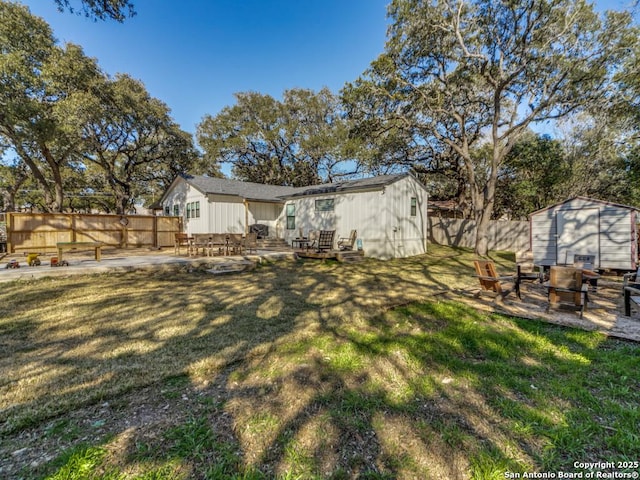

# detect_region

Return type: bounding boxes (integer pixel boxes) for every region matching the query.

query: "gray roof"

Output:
[530,196,640,216]
[285,173,413,198]
[184,175,300,202]
[182,173,417,202]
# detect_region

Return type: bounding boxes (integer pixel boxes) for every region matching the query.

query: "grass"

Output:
[0,245,638,479]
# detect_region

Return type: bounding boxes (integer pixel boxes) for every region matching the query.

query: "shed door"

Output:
[556,208,599,266]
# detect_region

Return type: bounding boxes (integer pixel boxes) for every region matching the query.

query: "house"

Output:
[158,173,429,259]
[530,196,639,270]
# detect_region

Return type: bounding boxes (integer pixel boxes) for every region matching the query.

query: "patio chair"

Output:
[337,230,357,250]
[244,232,258,254]
[515,264,543,300]
[623,266,640,294]
[572,254,600,292]
[316,230,335,252]
[192,234,212,256]
[572,254,595,271]
[473,260,516,299]
[174,233,192,255]
[227,233,244,255]
[623,286,640,316]
[545,266,588,318]
[305,230,319,251]
[210,233,227,256]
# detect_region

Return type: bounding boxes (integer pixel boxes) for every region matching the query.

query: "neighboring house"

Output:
[158,173,429,259]
[530,196,639,270]
[427,199,466,219]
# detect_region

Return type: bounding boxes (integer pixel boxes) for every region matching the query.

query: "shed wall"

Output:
[531,198,636,270]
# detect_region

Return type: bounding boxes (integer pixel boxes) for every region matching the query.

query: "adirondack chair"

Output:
[473,260,516,298]
[623,266,640,293]
[545,266,589,318]
[316,230,335,252]
[337,230,357,250]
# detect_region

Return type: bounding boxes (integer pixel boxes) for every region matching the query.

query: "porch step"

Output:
[257,238,290,250]
[206,260,255,275]
[337,250,365,263]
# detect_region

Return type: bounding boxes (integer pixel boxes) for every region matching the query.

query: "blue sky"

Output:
[19,0,389,135]
[18,0,633,138]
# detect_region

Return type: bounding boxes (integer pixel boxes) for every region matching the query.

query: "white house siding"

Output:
[161,180,188,218]
[183,187,209,233]
[282,176,427,259]
[383,175,428,259]
[531,198,637,270]
[282,190,385,256]
[205,194,246,233]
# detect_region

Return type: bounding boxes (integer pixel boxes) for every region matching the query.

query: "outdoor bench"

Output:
[56,242,103,262]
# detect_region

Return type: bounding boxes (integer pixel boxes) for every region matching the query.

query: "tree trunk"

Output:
[474,207,492,256]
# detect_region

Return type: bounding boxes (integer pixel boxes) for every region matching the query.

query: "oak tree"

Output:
[344,0,637,254]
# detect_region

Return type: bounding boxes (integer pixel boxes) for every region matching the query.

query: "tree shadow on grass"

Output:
[1,257,637,479]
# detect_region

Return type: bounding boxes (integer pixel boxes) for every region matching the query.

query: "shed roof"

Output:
[530,196,640,217]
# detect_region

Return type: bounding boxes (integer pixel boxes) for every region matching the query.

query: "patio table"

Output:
[292,238,310,250]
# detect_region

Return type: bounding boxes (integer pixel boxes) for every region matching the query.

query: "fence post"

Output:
[153,215,158,248]
[7,212,14,253]
[71,214,77,242]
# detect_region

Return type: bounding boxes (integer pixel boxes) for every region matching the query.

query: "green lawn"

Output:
[1,245,638,479]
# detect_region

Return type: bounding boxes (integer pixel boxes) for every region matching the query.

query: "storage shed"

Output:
[530,197,639,271]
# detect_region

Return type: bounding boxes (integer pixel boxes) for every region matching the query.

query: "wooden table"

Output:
[56,242,103,262]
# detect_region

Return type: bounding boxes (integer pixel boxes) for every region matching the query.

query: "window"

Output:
[410,197,417,216]
[286,204,295,230]
[173,205,179,216]
[186,201,200,219]
[164,206,170,216]
[315,199,334,212]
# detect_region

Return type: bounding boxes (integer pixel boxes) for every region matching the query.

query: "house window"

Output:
[173,205,179,216]
[186,201,200,219]
[164,206,170,216]
[315,199,334,212]
[286,204,295,230]
[410,197,417,216]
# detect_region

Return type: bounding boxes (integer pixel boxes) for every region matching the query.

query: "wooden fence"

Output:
[5,213,182,252]
[428,217,530,252]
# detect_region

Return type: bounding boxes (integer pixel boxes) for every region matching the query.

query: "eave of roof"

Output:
[282,173,419,199]
[160,172,425,204]
[529,196,640,217]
